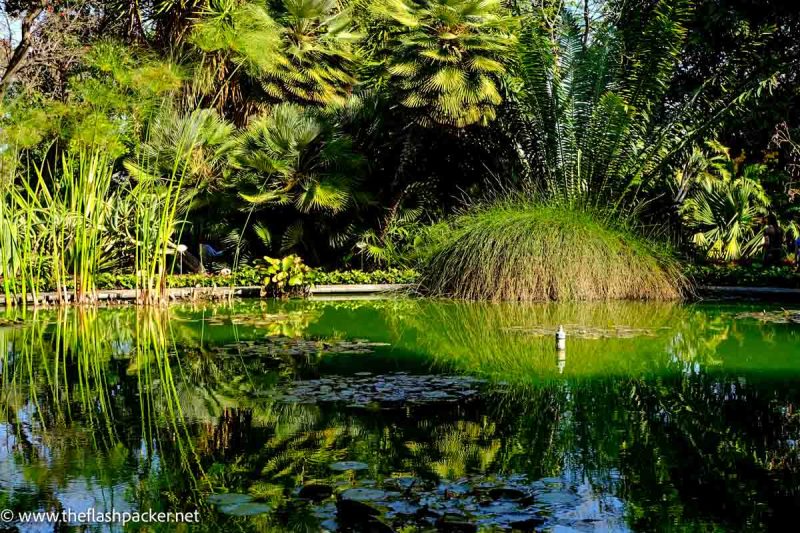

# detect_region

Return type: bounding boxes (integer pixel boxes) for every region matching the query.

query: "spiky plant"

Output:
[127,107,237,190]
[374,0,514,127]
[263,0,360,106]
[679,143,771,261]
[192,0,360,109]
[233,103,364,255]
[512,0,777,215]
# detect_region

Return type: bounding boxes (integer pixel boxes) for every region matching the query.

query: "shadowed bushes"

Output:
[419,200,687,301]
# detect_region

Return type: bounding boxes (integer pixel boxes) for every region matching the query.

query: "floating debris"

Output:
[278,373,486,408]
[211,337,391,361]
[505,324,670,339]
[734,309,800,325]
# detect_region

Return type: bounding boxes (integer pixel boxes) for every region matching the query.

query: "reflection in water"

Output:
[0,299,798,531]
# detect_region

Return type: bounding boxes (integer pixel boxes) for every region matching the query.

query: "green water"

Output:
[1,299,799,531]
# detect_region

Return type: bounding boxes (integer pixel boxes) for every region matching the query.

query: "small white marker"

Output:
[555,325,566,351]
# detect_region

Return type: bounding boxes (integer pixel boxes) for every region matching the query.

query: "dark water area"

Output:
[1,299,799,531]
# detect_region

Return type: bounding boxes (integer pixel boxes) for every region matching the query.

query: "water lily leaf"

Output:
[340,488,387,501]
[207,493,254,506]
[329,461,369,471]
[218,502,272,516]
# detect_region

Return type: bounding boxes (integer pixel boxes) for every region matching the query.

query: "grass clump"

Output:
[420,200,687,301]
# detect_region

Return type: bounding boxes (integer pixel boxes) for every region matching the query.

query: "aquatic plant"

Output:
[419,198,686,301]
[125,107,218,305]
[0,147,123,307]
[260,255,313,298]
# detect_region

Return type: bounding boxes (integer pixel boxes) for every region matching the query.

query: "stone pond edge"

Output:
[3,284,800,307]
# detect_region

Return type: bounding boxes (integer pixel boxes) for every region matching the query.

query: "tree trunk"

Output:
[0,6,44,100]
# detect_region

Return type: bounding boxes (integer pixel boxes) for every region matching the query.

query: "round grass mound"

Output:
[420,202,687,301]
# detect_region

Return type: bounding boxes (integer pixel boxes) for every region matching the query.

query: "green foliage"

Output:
[233,103,364,254]
[420,196,686,301]
[374,0,514,127]
[511,1,776,214]
[128,107,237,189]
[192,0,360,107]
[124,106,222,304]
[31,266,417,292]
[356,205,425,267]
[311,267,419,284]
[678,142,771,261]
[684,263,800,289]
[1,147,123,305]
[260,254,313,297]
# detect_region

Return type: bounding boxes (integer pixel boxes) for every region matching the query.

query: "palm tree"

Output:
[232,103,365,256]
[128,107,238,190]
[678,142,771,261]
[263,0,361,106]
[191,0,360,112]
[373,0,515,127]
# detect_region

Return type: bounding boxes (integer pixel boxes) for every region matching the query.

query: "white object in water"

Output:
[555,325,566,350]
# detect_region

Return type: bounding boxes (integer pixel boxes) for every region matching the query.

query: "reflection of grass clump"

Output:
[420,200,686,301]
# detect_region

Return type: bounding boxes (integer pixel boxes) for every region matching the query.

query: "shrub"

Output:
[260,255,313,298]
[419,200,687,301]
[684,263,800,288]
[311,268,419,285]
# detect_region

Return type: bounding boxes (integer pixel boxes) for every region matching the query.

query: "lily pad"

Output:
[340,488,387,502]
[734,310,800,324]
[329,461,369,472]
[207,493,254,506]
[218,502,272,516]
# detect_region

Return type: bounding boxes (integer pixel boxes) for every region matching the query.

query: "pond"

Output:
[1,299,799,532]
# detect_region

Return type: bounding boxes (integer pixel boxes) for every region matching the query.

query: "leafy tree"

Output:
[191,0,360,118]
[232,103,365,259]
[372,0,515,127]
[262,0,360,106]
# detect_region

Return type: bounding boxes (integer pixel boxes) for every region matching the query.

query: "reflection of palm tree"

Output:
[406,420,501,479]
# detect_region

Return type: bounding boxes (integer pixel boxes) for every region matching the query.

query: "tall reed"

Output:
[128,108,206,305]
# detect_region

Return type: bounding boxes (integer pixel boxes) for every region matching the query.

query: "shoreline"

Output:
[1,283,799,309]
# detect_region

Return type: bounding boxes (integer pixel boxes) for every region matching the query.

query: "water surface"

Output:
[1,299,799,531]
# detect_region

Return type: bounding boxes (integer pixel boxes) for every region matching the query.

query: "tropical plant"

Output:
[263,0,360,105]
[129,107,237,190]
[511,0,777,215]
[233,103,365,256]
[678,142,771,261]
[192,0,360,110]
[419,196,686,301]
[125,107,218,304]
[373,0,514,127]
[355,204,424,267]
[260,255,313,297]
[0,146,127,306]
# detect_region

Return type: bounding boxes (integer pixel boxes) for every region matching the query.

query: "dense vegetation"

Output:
[1,0,798,303]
